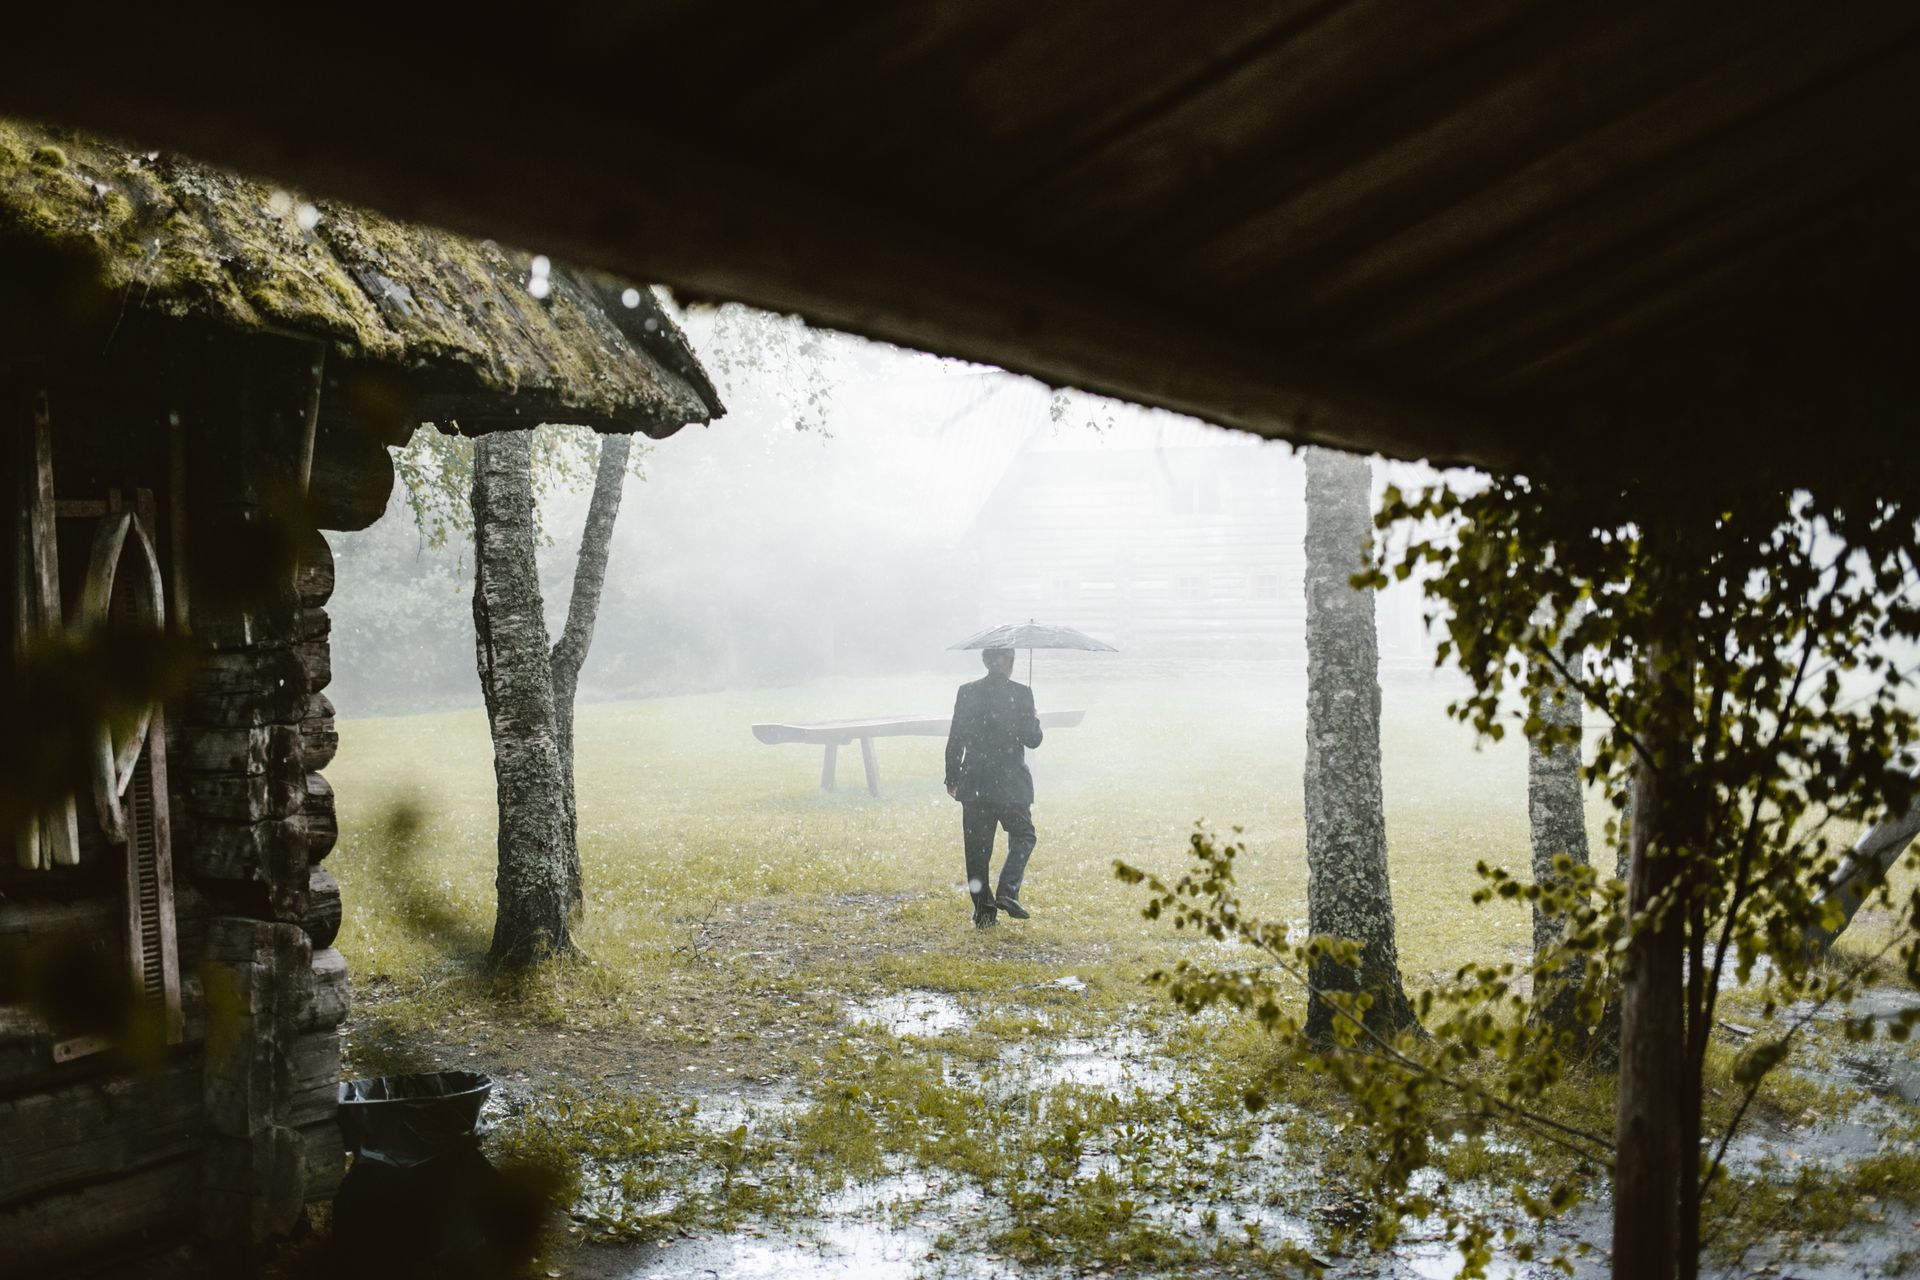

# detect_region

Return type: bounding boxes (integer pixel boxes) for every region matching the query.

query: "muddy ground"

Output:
[340,891,1920,1280]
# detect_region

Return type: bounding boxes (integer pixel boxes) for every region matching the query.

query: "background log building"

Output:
[967,435,1427,663]
[0,121,721,1271]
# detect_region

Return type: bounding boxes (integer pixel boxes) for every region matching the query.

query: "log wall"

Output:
[1,334,359,1273]
[183,363,349,1247]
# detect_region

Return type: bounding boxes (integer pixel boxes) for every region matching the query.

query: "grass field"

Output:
[324,659,1919,1278]
[332,660,1556,990]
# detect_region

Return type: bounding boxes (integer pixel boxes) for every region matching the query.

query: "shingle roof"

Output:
[0,120,721,436]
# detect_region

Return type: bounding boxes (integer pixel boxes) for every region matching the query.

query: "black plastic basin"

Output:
[338,1070,492,1169]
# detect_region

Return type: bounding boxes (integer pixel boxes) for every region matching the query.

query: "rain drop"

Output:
[528,276,552,300]
[621,287,641,309]
[295,203,320,231]
[267,190,293,217]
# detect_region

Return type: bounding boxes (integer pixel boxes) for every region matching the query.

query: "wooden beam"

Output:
[1427,153,1888,386]
[297,346,326,496]
[0,1153,196,1273]
[10,401,41,871]
[1345,40,1920,364]
[1171,0,1822,292]
[52,499,110,518]
[0,976,205,1096]
[0,1059,201,1206]
[17,384,80,869]
[1259,3,1920,330]
[722,1,1325,204]
[168,411,190,634]
[859,736,881,798]
[1019,0,1546,253]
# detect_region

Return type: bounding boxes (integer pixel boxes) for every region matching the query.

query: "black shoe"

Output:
[996,894,1029,920]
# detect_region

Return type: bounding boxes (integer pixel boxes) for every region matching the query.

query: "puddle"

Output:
[848,990,971,1037]
[999,1031,1171,1092]
[1839,1054,1920,1105]
[615,1174,984,1280]
[689,1084,803,1133]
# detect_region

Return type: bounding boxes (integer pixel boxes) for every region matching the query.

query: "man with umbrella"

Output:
[945,647,1044,929]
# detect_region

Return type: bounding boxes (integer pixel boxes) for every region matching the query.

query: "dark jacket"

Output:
[945,672,1043,805]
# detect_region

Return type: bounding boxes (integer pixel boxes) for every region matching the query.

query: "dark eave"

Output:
[2,2,1914,481]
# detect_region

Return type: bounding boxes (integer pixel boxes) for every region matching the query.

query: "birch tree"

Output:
[471,431,574,964]
[399,423,642,963]
[1526,600,1591,1033]
[1301,445,1416,1042]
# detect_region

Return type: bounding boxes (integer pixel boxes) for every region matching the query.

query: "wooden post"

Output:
[859,734,881,797]
[1611,642,1689,1279]
[16,384,80,868]
[819,741,838,791]
[168,415,190,634]
[11,419,42,870]
[295,348,325,497]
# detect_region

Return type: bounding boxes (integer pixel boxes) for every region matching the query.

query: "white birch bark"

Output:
[1302,446,1415,1042]
[471,431,572,965]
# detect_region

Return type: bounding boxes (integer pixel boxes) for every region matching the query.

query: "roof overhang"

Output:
[3,2,1914,484]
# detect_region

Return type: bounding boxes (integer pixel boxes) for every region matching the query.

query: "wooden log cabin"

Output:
[967,438,1429,664]
[0,120,721,1272]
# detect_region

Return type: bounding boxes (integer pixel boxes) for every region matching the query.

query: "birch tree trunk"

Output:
[471,431,573,967]
[1302,446,1416,1043]
[549,434,632,915]
[1805,784,1920,956]
[1527,603,1590,1032]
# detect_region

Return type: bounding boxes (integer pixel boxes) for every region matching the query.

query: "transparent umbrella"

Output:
[948,619,1118,685]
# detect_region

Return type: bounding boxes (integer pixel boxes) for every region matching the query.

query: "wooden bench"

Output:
[751,710,1086,796]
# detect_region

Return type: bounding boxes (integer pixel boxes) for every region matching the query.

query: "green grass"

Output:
[330,661,1556,994]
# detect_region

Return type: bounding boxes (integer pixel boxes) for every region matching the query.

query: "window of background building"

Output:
[1169,476,1223,516]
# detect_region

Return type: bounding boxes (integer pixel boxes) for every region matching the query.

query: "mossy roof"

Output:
[0,120,721,436]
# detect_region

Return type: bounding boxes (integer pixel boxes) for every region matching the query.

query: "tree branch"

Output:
[550,434,632,679]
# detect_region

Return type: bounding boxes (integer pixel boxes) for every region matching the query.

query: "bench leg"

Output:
[859,735,881,797]
[820,742,838,790]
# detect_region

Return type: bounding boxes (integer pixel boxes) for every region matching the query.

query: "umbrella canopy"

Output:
[949,621,1118,653]
[949,620,1117,686]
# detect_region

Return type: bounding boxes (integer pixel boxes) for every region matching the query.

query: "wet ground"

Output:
[565,997,1590,1279]
[315,954,1919,1280]
[537,982,1916,1280]
[514,990,1873,1280]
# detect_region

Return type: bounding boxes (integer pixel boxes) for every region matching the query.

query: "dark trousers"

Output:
[962,802,1036,917]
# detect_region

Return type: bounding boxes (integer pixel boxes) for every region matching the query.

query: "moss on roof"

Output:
[0,120,720,434]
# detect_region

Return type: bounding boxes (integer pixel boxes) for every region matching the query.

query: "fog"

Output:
[327,303,1443,720]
